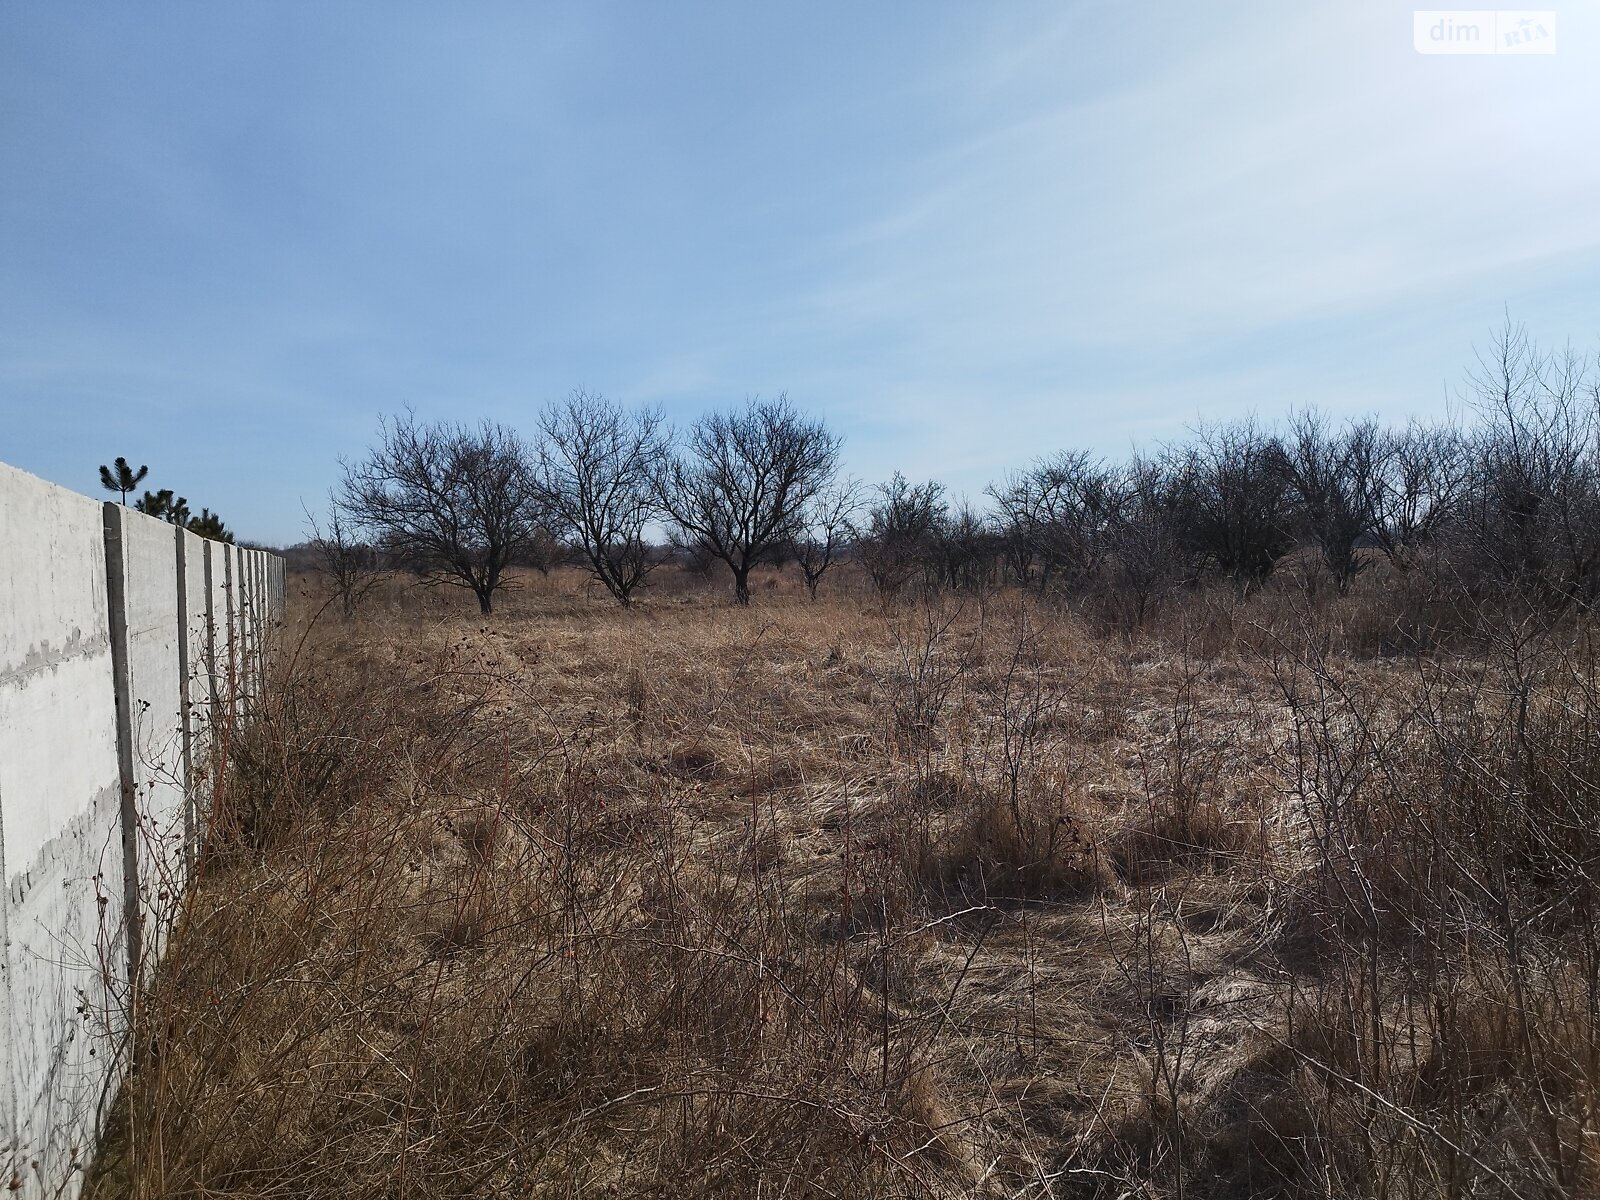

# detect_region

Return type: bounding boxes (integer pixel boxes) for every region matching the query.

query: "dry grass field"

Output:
[90,566,1600,1198]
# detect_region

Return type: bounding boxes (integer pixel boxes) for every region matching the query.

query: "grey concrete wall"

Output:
[1,462,285,1198]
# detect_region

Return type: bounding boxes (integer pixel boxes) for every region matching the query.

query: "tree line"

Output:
[326,392,840,613]
[320,319,1600,622]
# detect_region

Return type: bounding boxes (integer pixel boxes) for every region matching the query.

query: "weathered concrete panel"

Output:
[229,545,245,717]
[0,464,126,1197]
[178,530,211,857]
[252,552,271,696]
[237,552,256,709]
[263,555,278,624]
[215,543,238,734]
[243,551,263,706]
[104,507,186,975]
[207,542,229,740]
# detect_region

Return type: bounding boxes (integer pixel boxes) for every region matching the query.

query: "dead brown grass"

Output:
[87,566,1600,1198]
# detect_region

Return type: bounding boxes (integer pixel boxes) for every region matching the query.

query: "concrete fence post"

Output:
[99,504,144,993]
[202,540,218,792]
[223,544,237,733]
[174,527,194,874]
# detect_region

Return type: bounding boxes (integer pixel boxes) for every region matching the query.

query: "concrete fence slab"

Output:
[103,506,186,980]
[178,529,211,859]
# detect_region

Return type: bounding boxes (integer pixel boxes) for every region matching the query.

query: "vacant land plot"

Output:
[91,568,1600,1198]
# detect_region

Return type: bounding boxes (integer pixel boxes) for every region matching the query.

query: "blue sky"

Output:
[3,1,1598,545]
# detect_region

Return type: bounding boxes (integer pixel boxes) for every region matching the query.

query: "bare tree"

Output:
[987,451,1120,593]
[988,467,1047,588]
[1366,420,1468,570]
[1279,410,1380,591]
[338,413,542,614]
[932,504,1001,593]
[1458,320,1600,613]
[512,526,566,577]
[860,472,948,598]
[787,476,863,600]
[1166,420,1297,592]
[535,391,667,607]
[1098,457,1188,631]
[305,499,388,619]
[657,395,842,605]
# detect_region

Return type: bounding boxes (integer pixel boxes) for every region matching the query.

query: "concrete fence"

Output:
[0,461,285,1197]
